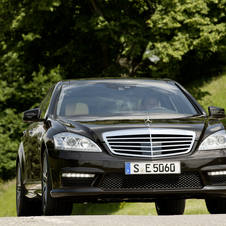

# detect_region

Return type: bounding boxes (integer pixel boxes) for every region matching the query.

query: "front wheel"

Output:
[42,150,73,215]
[16,161,42,216]
[155,199,186,215]
[205,199,226,214]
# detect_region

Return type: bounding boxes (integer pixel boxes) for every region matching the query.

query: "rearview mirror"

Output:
[208,106,225,120]
[23,108,43,122]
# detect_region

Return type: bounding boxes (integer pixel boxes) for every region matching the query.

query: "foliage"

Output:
[1,0,226,179]
[0,67,61,180]
[147,0,226,84]
[0,0,158,79]
[2,0,226,80]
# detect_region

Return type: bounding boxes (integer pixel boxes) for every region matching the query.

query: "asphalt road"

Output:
[0,215,226,226]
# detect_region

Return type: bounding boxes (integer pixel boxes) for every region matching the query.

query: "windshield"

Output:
[56,80,198,118]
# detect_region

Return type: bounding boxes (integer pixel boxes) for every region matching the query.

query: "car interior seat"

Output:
[65,103,89,115]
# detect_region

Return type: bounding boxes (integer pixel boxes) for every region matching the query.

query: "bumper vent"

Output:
[209,175,226,185]
[62,177,94,187]
[100,172,203,190]
[103,128,195,158]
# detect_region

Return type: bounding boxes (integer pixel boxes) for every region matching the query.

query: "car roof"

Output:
[60,78,176,85]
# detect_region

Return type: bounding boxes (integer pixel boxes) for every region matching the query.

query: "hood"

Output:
[56,116,225,143]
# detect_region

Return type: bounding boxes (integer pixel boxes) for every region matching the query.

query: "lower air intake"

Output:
[209,175,226,185]
[62,177,94,187]
[100,172,203,190]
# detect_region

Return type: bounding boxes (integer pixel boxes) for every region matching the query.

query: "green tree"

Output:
[146,0,226,84]
[0,67,61,179]
[1,0,159,79]
[2,0,226,81]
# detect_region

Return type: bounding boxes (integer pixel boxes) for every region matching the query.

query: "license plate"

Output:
[125,162,181,175]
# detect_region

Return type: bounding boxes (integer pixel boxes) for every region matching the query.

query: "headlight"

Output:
[53,132,102,152]
[199,130,226,150]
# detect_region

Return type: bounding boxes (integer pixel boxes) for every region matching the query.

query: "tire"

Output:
[155,199,186,215]
[205,199,226,214]
[42,150,73,215]
[16,161,42,216]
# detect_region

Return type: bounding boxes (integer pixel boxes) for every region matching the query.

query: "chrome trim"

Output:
[102,128,196,158]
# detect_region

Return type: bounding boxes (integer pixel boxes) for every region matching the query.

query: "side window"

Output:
[39,87,55,119]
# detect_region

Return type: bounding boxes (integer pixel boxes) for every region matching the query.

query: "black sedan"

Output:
[16,78,226,216]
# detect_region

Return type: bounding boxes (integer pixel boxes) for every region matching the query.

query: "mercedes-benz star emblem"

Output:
[144,115,152,127]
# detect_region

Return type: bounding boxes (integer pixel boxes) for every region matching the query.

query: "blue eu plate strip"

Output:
[125,163,131,174]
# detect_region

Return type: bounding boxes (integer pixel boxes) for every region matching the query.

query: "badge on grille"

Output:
[144,115,152,127]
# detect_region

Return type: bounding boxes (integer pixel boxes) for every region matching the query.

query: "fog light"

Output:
[62,173,95,178]
[208,171,226,176]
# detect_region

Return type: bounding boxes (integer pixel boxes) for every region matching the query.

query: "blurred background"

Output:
[1,0,226,216]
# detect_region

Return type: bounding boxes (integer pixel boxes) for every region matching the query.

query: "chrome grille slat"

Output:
[152,140,191,144]
[109,141,150,144]
[153,148,188,152]
[113,147,188,153]
[152,144,190,148]
[108,141,192,144]
[103,128,196,158]
[111,144,190,149]
[108,137,150,140]
[114,149,151,153]
[111,145,152,148]
[151,137,192,139]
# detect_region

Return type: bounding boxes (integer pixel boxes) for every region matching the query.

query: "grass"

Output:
[2,74,226,217]
[0,179,16,217]
[72,199,209,215]
[198,73,226,112]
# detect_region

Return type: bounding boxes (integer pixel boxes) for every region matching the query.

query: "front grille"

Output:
[209,175,226,185]
[100,172,203,190]
[62,177,94,187]
[103,128,195,158]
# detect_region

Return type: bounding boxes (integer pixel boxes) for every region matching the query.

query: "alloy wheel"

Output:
[16,163,22,214]
[42,153,48,213]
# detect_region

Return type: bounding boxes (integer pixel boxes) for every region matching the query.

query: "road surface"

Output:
[0,215,225,226]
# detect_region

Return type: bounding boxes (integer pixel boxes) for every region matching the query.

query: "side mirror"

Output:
[208,106,225,120]
[23,108,43,122]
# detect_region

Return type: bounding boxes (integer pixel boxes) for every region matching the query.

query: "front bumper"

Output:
[48,148,226,202]
[50,186,226,202]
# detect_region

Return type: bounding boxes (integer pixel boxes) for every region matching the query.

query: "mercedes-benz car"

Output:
[16,78,226,216]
